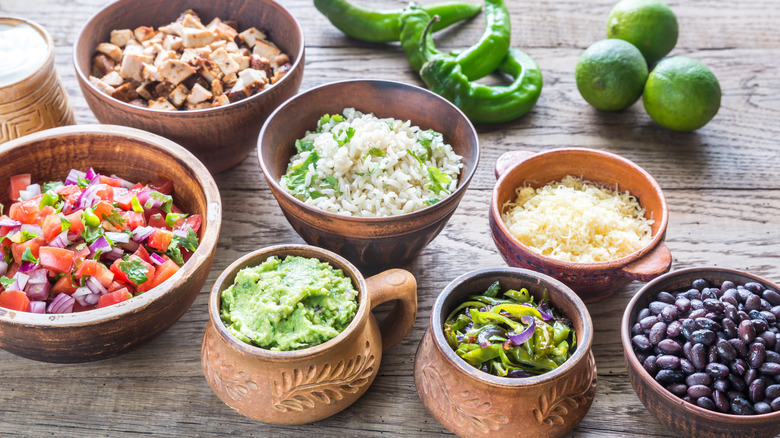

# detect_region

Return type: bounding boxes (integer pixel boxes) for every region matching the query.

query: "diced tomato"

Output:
[38,205,54,220]
[174,214,202,234]
[59,185,82,206]
[92,201,115,220]
[97,288,132,308]
[52,274,78,295]
[4,262,19,280]
[11,237,44,265]
[147,229,173,251]
[110,258,130,284]
[170,204,183,214]
[0,290,30,312]
[64,210,85,234]
[114,192,136,211]
[100,175,122,187]
[9,174,31,202]
[133,245,152,264]
[75,259,98,279]
[151,259,179,288]
[9,198,41,224]
[107,280,128,292]
[71,246,90,266]
[148,178,173,195]
[147,213,167,229]
[42,214,65,241]
[39,247,74,274]
[121,211,145,230]
[111,256,155,292]
[93,262,114,288]
[93,184,114,202]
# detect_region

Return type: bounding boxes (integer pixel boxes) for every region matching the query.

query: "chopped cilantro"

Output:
[356,163,380,177]
[333,127,355,146]
[42,181,64,192]
[425,198,441,205]
[81,225,104,244]
[365,147,386,158]
[119,258,150,285]
[75,243,87,251]
[0,276,14,288]
[174,227,199,252]
[426,166,451,195]
[60,217,72,232]
[21,247,37,264]
[320,175,342,196]
[166,241,184,266]
[103,209,126,228]
[145,191,173,214]
[10,230,37,244]
[385,120,395,130]
[309,190,323,199]
[407,149,424,166]
[294,139,314,153]
[77,177,90,188]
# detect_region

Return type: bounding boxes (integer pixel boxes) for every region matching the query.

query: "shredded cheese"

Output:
[501,175,653,263]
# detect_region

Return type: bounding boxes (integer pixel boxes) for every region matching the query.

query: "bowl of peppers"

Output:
[414,267,596,438]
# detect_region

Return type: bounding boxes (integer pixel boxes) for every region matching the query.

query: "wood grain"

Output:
[0,0,778,436]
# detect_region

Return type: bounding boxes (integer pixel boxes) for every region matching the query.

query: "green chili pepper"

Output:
[314,0,482,44]
[453,0,510,80]
[401,11,543,125]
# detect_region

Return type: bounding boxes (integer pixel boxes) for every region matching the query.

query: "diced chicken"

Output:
[274,53,290,67]
[167,83,189,107]
[155,81,175,97]
[196,58,222,83]
[253,41,281,66]
[149,31,165,44]
[238,27,268,48]
[136,82,154,100]
[162,34,183,52]
[212,94,230,107]
[209,40,227,51]
[159,59,196,85]
[128,99,148,108]
[226,79,247,103]
[141,64,162,82]
[222,72,238,88]
[238,68,268,95]
[159,22,182,37]
[185,101,212,110]
[149,97,177,111]
[179,49,199,64]
[110,29,134,47]
[181,13,205,29]
[96,43,122,62]
[182,27,215,48]
[213,22,238,41]
[225,42,240,53]
[101,71,124,87]
[123,44,144,56]
[134,26,156,42]
[194,46,213,57]
[142,44,162,61]
[119,53,146,82]
[229,53,250,71]
[91,53,116,76]
[111,82,139,102]
[187,83,213,105]
[211,48,240,76]
[210,79,223,97]
[89,76,115,95]
[205,18,222,32]
[154,49,177,67]
[272,63,292,84]
[249,54,273,78]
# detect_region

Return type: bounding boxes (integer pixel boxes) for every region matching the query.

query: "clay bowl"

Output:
[258,79,479,268]
[489,148,671,302]
[622,267,780,438]
[73,0,305,173]
[0,125,221,363]
[415,267,596,438]
[201,244,417,424]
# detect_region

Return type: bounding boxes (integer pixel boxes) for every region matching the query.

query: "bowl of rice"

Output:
[489,148,671,302]
[258,80,479,268]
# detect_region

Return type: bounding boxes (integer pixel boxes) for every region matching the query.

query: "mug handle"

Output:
[366,269,418,351]
[495,150,537,179]
[620,242,673,281]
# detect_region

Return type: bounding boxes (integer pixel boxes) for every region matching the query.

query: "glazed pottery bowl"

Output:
[0,17,74,144]
[622,267,780,438]
[258,79,479,268]
[415,267,596,438]
[201,244,418,424]
[0,125,221,363]
[490,148,671,302]
[73,0,305,173]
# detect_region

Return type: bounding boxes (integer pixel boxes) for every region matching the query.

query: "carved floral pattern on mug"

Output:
[532,352,597,426]
[203,333,259,402]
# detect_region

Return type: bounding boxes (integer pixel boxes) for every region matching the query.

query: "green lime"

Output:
[607,0,678,66]
[643,56,721,131]
[575,39,648,111]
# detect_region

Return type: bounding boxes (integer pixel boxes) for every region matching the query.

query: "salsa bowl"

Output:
[0,125,221,362]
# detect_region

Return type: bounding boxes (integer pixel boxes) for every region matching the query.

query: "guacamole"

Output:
[220,255,359,351]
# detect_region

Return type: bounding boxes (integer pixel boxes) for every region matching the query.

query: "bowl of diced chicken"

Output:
[74,0,305,173]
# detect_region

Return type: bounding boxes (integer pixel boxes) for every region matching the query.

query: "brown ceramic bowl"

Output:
[73,0,305,173]
[258,79,479,268]
[415,267,596,438]
[0,125,221,363]
[622,267,780,438]
[489,148,672,302]
[201,244,417,424]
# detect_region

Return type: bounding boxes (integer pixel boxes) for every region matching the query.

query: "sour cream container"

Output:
[0,17,74,144]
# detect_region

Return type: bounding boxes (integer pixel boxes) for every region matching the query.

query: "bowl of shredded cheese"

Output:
[489,148,671,302]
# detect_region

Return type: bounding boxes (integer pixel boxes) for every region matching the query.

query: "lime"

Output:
[643,56,721,131]
[575,39,648,111]
[607,0,678,66]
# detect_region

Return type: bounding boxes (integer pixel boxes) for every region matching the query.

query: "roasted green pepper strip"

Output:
[453,0,510,80]
[314,0,481,43]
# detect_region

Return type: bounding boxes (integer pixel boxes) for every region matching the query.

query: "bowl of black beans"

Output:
[621,267,780,438]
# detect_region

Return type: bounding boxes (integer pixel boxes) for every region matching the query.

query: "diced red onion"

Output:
[84,293,99,305]
[85,167,99,182]
[119,240,140,252]
[12,272,29,290]
[61,201,73,215]
[150,253,166,266]
[110,175,134,189]
[0,218,21,227]
[48,293,75,314]
[103,247,124,261]
[132,226,155,242]
[507,370,531,378]
[65,169,86,186]
[19,183,41,201]
[26,268,48,285]
[77,184,103,209]
[4,280,19,291]
[19,261,39,273]
[6,226,20,236]
[89,236,111,257]
[105,231,130,244]
[113,187,129,197]
[48,230,70,249]
[507,316,536,346]
[537,300,554,321]
[135,188,151,205]
[29,301,46,314]
[25,281,50,301]
[72,287,93,307]
[86,276,108,295]
[21,224,42,236]
[0,260,7,276]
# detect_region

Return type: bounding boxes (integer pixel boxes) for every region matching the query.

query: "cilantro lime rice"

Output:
[281,108,463,217]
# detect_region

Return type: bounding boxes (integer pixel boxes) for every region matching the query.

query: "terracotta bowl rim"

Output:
[429,267,594,388]
[71,0,305,116]
[257,78,480,225]
[491,147,669,271]
[0,16,54,90]
[0,124,221,327]
[208,244,371,362]
[621,266,780,423]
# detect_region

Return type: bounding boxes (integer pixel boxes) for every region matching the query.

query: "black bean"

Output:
[772,306,780,320]
[683,341,693,358]
[640,315,659,330]
[706,362,730,378]
[643,355,658,376]
[688,384,712,399]
[766,350,780,365]
[731,358,748,376]
[708,345,719,363]
[745,282,765,294]
[772,397,780,411]
[767,384,780,399]
[658,339,683,356]
[696,317,721,332]
[749,343,767,368]
[686,372,711,387]
[761,311,777,325]
[701,288,717,301]
[728,338,747,358]
[745,294,762,312]
[731,397,755,415]
[682,396,692,403]
[725,304,740,322]
[649,322,667,345]
[675,297,692,313]
[750,379,767,403]
[714,378,730,392]
[723,318,738,339]
[753,319,769,334]
[738,310,751,322]
[760,362,780,375]
[667,320,683,338]
[729,373,748,392]
[690,308,706,318]
[632,335,652,351]
[716,338,738,362]
[727,390,743,401]
[754,402,773,414]
[657,291,676,304]
[649,301,670,315]
[690,343,708,370]
[631,322,643,336]
[703,298,724,313]
[655,369,685,384]
[666,383,688,397]
[764,290,780,307]
[657,355,681,370]
[739,319,757,343]
[692,279,709,291]
[745,369,759,387]
[691,329,717,346]
[738,288,752,303]
[680,358,695,374]
[714,390,730,412]
[661,305,678,322]
[682,319,697,339]
[722,289,740,306]
[721,280,736,292]
[759,331,777,349]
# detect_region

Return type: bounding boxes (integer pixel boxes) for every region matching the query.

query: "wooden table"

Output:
[2,0,779,436]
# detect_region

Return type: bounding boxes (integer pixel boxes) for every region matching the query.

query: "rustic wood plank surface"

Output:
[1,0,779,436]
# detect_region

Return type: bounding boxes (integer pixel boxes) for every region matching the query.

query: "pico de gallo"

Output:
[0,169,201,314]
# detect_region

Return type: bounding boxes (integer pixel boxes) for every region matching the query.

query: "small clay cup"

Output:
[490,148,671,302]
[73,0,304,173]
[258,79,479,268]
[622,267,780,438]
[415,267,596,438]
[0,125,221,363]
[201,244,418,424]
[0,17,74,144]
